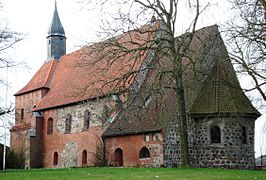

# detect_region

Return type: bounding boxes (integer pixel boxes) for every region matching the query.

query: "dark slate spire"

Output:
[48,1,65,37]
[47,1,66,60]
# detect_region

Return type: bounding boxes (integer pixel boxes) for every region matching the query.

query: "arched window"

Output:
[242,126,247,144]
[82,150,87,166]
[211,125,221,143]
[139,147,150,159]
[53,152,58,165]
[47,118,53,134]
[65,114,72,133]
[83,110,90,130]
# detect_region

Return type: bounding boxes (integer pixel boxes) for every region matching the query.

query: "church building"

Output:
[10,3,260,169]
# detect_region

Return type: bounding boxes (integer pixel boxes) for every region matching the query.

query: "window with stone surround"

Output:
[82,150,87,166]
[242,126,247,144]
[47,118,53,134]
[53,152,58,165]
[65,114,72,133]
[83,110,90,130]
[139,147,150,159]
[210,125,221,143]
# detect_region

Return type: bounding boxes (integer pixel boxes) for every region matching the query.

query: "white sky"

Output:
[0,0,265,157]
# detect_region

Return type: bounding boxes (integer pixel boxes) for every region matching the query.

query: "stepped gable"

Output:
[15,60,58,96]
[34,22,160,111]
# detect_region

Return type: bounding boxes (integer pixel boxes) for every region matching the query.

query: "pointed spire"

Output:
[48,0,65,37]
[47,0,66,60]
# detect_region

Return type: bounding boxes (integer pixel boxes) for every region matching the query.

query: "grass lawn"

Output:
[0,167,265,180]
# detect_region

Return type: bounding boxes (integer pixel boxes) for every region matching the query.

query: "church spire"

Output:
[48,1,65,37]
[47,0,66,60]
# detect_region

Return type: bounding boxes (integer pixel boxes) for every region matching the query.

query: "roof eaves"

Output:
[102,129,161,138]
[190,111,261,119]
[14,87,50,96]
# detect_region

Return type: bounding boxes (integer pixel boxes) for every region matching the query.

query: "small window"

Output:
[53,152,58,165]
[242,126,247,144]
[83,110,90,130]
[21,108,24,120]
[82,150,87,166]
[65,114,72,133]
[47,118,53,134]
[144,95,152,107]
[139,147,150,159]
[144,134,150,142]
[211,125,221,143]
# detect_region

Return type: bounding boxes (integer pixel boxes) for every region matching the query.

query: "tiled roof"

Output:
[33,22,159,110]
[103,24,260,137]
[15,60,58,96]
[190,62,261,117]
[103,90,177,137]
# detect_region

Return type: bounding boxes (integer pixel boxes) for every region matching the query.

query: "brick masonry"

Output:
[105,133,163,167]
[40,98,110,168]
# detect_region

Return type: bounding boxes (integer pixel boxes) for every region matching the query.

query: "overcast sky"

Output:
[0,0,265,157]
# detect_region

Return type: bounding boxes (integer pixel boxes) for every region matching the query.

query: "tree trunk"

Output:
[176,74,190,167]
[174,52,190,167]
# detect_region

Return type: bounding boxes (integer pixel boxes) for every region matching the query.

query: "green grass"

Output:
[0,167,265,180]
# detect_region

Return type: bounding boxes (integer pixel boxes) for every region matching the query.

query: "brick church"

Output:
[10,3,260,169]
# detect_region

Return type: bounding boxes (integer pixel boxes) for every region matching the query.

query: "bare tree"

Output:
[0,2,23,116]
[0,1,23,171]
[226,0,266,101]
[77,0,209,167]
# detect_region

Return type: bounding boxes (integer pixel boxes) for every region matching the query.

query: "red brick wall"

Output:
[41,101,107,168]
[42,125,103,168]
[14,89,43,127]
[10,88,51,167]
[104,133,163,167]
[10,129,28,155]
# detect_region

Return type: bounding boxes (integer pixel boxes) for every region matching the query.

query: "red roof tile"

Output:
[15,60,58,96]
[34,23,159,110]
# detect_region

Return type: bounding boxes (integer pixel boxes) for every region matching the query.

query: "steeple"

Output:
[47,1,66,60]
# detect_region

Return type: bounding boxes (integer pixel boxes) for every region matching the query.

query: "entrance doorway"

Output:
[114,148,123,166]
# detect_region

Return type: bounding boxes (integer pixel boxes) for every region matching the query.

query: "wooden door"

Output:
[114,148,123,166]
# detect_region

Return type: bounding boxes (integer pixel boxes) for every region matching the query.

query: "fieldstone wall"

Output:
[192,116,255,169]
[163,119,180,167]
[56,98,108,134]
[62,142,78,167]
[163,116,196,167]
[148,144,163,167]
